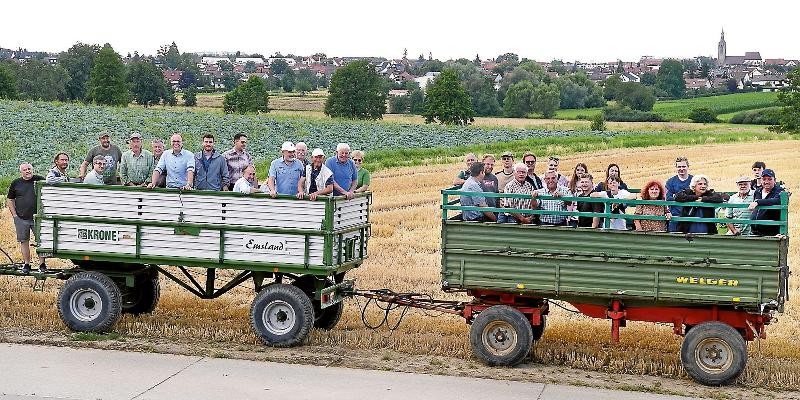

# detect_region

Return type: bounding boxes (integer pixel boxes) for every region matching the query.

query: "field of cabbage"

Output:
[0,99,637,182]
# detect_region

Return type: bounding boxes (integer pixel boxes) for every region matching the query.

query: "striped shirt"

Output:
[223,148,254,184]
[120,149,154,184]
[503,179,533,211]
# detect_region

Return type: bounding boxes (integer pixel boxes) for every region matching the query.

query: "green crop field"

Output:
[553,92,779,121]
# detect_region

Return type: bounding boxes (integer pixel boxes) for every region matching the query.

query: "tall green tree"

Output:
[616,82,656,111]
[87,44,129,106]
[159,42,181,70]
[9,60,70,101]
[223,75,269,114]
[183,84,198,106]
[656,59,686,99]
[270,59,289,75]
[447,62,501,116]
[409,86,425,114]
[127,60,170,106]
[503,81,535,118]
[640,72,657,86]
[59,42,100,101]
[0,64,17,99]
[324,59,387,120]
[531,83,560,118]
[422,68,475,125]
[771,68,800,133]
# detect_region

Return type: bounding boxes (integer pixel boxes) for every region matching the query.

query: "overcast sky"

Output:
[2,0,797,62]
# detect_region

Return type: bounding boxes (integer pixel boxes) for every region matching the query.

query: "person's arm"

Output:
[479,201,497,221]
[148,156,167,189]
[633,205,643,230]
[184,156,195,190]
[726,223,739,235]
[143,153,154,185]
[673,190,697,202]
[221,159,230,191]
[119,154,130,185]
[355,170,371,193]
[267,176,277,197]
[6,198,16,217]
[453,171,466,186]
[79,161,89,180]
[296,176,306,199]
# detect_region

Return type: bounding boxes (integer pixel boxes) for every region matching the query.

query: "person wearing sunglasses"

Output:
[352,150,370,193]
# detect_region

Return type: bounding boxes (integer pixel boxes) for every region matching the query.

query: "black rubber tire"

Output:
[680,321,747,386]
[291,275,343,330]
[120,272,161,315]
[57,271,122,333]
[531,315,546,342]
[314,301,343,330]
[469,305,533,366]
[250,283,314,347]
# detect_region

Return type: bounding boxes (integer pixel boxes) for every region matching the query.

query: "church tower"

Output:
[717,29,727,67]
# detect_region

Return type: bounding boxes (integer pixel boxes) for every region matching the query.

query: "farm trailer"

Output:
[0,182,370,347]
[352,189,790,386]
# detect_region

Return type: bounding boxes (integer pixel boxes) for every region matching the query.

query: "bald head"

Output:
[170,134,183,153]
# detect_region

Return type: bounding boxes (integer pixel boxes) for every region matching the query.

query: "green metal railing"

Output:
[441,187,790,236]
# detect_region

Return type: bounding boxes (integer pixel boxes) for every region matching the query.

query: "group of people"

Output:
[455,152,785,237]
[5,131,373,274]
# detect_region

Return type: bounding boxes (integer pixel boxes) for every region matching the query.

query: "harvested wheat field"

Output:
[1,140,799,397]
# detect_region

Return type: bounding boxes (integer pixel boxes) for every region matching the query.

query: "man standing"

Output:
[303,148,334,200]
[748,169,784,236]
[6,163,46,274]
[295,142,309,166]
[665,156,693,232]
[267,141,305,198]
[151,139,166,188]
[119,132,154,187]
[325,143,358,199]
[45,152,71,184]
[193,134,229,191]
[223,133,255,191]
[496,151,515,193]
[574,173,602,228]
[499,163,534,224]
[148,134,195,190]
[459,162,496,222]
[79,131,123,185]
[726,176,754,236]
[532,171,571,226]
[522,152,543,190]
[83,156,107,185]
[480,154,499,207]
[452,153,477,188]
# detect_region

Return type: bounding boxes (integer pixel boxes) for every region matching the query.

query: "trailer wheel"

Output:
[681,321,747,386]
[532,315,546,342]
[250,283,314,347]
[314,301,343,330]
[58,271,122,333]
[120,273,161,315]
[470,305,533,366]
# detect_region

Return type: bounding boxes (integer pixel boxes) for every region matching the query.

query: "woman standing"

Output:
[634,180,671,232]
[595,163,628,192]
[591,176,636,230]
[352,150,370,192]
[673,174,724,234]
[567,162,589,194]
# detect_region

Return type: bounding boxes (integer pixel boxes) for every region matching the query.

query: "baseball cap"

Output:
[281,141,296,152]
[501,151,514,158]
[127,132,142,142]
[762,169,776,178]
[735,176,750,183]
[311,148,325,157]
[98,131,110,139]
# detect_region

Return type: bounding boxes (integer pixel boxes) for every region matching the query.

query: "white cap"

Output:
[281,141,296,152]
[312,148,325,157]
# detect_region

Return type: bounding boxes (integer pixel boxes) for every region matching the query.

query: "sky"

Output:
[2,0,798,62]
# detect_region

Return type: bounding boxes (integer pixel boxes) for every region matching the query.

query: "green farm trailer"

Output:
[352,188,790,386]
[0,182,370,347]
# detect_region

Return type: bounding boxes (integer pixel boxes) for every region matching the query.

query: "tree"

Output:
[446,61,501,116]
[409,86,425,114]
[281,69,295,92]
[178,70,196,89]
[127,60,170,106]
[616,82,656,111]
[681,59,698,78]
[771,68,800,133]
[183,84,198,106]
[217,60,234,72]
[496,53,519,64]
[87,44,129,106]
[503,81,535,118]
[603,75,622,100]
[640,72,657,86]
[657,59,686,99]
[222,72,241,91]
[0,64,17,99]
[422,68,475,125]
[159,42,181,70]
[531,83,560,118]
[388,94,411,114]
[59,42,100,101]
[324,59,387,120]
[726,79,739,93]
[244,61,257,73]
[688,107,718,123]
[10,60,70,101]
[223,75,269,114]
[558,79,589,109]
[270,59,289,75]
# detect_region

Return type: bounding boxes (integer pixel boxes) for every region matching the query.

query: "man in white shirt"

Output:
[233,165,261,194]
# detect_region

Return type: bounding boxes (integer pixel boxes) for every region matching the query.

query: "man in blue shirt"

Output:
[193,133,229,191]
[148,134,195,190]
[665,156,692,232]
[267,141,306,198]
[325,143,358,199]
[459,162,497,222]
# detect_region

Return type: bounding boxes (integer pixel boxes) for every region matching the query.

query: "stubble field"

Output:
[1,140,799,397]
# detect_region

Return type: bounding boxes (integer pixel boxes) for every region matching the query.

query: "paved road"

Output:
[0,343,695,400]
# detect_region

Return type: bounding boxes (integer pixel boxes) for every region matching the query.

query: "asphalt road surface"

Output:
[0,343,696,400]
